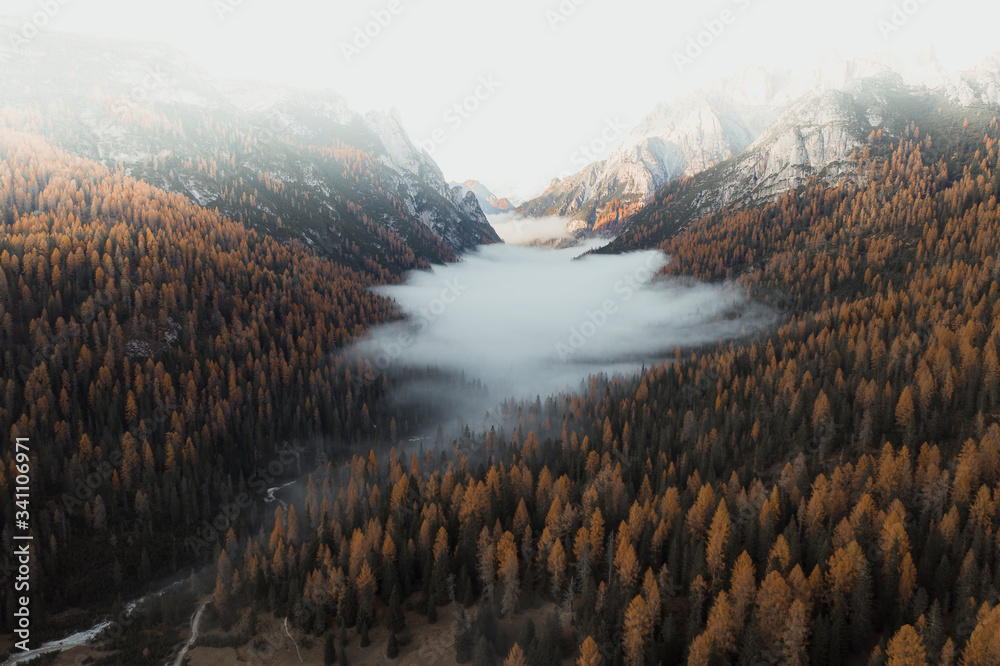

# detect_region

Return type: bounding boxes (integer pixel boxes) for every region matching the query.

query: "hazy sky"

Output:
[5,0,999,199]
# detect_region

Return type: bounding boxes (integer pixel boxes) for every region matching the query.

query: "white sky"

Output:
[4,0,999,200]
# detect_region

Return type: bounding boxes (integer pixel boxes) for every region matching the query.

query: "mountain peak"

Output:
[450,179,517,214]
[517,54,1000,232]
[0,26,500,265]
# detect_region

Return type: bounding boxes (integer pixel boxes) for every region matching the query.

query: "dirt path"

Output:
[172,598,210,666]
[283,617,303,663]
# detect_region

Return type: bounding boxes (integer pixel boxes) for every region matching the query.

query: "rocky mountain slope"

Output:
[600,77,999,254]
[944,53,1000,106]
[0,23,500,275]
[517,92,758,233]
[519,53,1000,236]
[450,179,517,215]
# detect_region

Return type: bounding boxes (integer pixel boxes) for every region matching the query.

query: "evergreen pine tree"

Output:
[341,588,358,628]
[516,617,535,655]
[324,632,336,665]
[474,636,496,666]
[427,592,438,624]
[850,561,874,652]
[387,585,405,633]
[455,609,476,663]
[458,565,474,606]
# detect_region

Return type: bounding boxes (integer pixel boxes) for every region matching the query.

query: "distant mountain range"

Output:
[0,21,500,275]
[449,179,518,215]
[8,24,1000,266]
[514,50,1000,237]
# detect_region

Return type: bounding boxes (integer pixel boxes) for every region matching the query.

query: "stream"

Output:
[172,599,210,666]
[5,588,166,665]
[3,481,294,666]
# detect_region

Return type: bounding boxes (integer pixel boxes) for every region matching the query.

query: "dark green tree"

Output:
[386,585,405,633]
[473,636,495,666]
[455,610,475,664]
[324,632,336,665]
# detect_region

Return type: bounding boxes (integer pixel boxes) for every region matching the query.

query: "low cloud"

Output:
[350,244,774,434]
[488,212,582,245]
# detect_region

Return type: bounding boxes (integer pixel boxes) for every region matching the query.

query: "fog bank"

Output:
[352,244,773,421]
[488,212,582,245]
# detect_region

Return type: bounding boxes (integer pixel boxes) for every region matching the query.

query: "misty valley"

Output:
[6,236,770,666]
[5,7,1000,666]
[357,241,770,437]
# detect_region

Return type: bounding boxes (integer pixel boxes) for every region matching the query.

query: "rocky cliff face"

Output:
[945,54,1000,106]
[515,57,895,229]
[515,92,761,228]
[691,78,894,219]
[519,54,1000,235]
[363,110,500,250]
[672,58,1000,224]
[449,180,517,215]
[599,66,1000,257]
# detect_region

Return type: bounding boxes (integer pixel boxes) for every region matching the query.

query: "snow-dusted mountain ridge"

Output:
[516,51,1000,233]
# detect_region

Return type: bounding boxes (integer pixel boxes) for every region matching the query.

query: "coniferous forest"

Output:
[3,11,1000,666]
[3,95,1000,664]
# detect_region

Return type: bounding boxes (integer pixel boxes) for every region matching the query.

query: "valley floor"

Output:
[4,601,571,665]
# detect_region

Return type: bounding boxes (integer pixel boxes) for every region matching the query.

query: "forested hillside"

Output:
[598,93,994,260]
[0,125,436,638]
[179,110,1000,665]
[0,31,500,277]
[4,43,1000,666]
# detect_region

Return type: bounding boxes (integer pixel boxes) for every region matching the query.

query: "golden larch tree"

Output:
[622,594,653,666]
[578,636,603,666]
[886,625,926,666]
[706,499,731,584]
